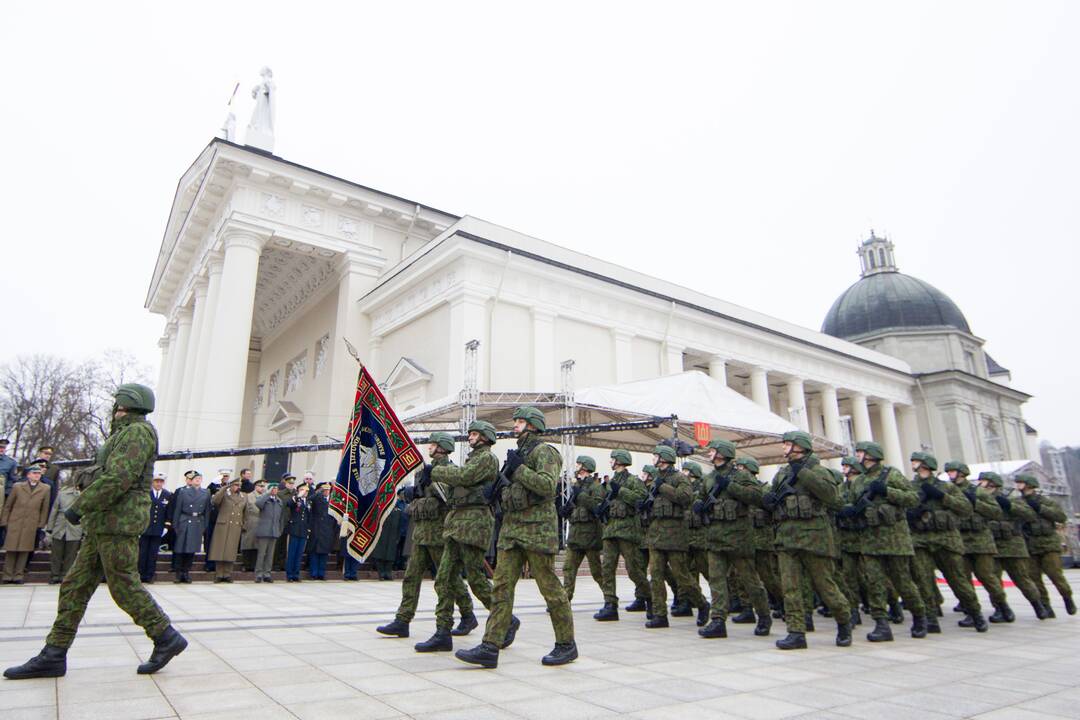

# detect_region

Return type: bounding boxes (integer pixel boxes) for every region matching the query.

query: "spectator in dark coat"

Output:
[172,471,210,583]
[138,474,172,583]
[285,484,311,582]
[308,483,339,580]
[369,497,404,580]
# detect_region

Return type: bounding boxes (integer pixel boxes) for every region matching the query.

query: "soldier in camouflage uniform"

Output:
[4,384,187,680]
[764,431,851,650]
[840,441,928,641]
[456,407,576,668]
[593,449,649,621]
[682,461,710,619]
[906,454,988,632]
[1015,474,1075,616]
[739,457,783,616]
[560,455,606,605]
[376,431,477,650]
[977,472,1052,619]
[946,461,1012,622]
[836,456,868,626]
[696,439,771,639]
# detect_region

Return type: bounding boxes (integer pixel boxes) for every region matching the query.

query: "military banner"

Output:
[329,365,423,561]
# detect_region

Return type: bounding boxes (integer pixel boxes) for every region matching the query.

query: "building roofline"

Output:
[914,368,1032,400]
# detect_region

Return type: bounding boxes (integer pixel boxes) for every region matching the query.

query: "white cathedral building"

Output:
[146,136,1060,497]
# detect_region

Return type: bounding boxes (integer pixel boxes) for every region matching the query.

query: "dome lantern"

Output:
[857,230,897,277]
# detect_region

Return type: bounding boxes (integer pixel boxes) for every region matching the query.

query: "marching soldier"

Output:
[764,431,851,650]
[946,462,1012,622]
[1014,474,1075,615]
[835,456,867,625]
[560,455,606,606]
[682,461,710,619]
[594,449,650,621]
[738,457,783,618]
[456,406,576,668]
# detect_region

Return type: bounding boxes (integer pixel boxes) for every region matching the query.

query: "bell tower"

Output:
[857,230,898,277]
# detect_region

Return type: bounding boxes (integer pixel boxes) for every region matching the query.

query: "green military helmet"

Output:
[735,456,760,474]
[1014,473,1039,488]
[610,448,633,467]
[828,468,844,484]
[910,451,928,464]
[978,471,1003,487]
[576,455,597,473]
[682,461,703,479]
[918,454,938,472]
[855,441,885,460]
[512,405,547,431]
[114,383,155,413]
[467,420,497,444]
[782,430,813,451]
[428,432,456,453]
[707,438,737,459]
[642,464,658,478]
[653,444,677,463]
[943,460,970,476]
[840,455,860,469]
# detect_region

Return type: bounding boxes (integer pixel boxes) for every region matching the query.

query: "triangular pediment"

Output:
[268,400,304,433]
[384,357,433,391]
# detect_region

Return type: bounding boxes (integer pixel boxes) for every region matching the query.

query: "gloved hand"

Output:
[854,495,872,514]
[868,479,888,499]
[692,500,705,515]
[963,488,978,505]
[64,507,82,526]
[994,495,1011,511]
[906,508,921,523]
[714,476,731,495]
[1025,495,1041,510]
[559,503,572,519]
[399,486,417,503]
[652,475,665,490]
[504,449,524,477]
[787,461,804,479]
[837,505,858,520]
[921,483,945,500]
[608,479,621,494]
[761,492,779,512]
[420,463,433,484]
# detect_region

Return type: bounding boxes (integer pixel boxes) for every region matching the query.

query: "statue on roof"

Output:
[245,67,276,153]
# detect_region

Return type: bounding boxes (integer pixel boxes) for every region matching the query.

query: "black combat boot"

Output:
[698,618,727,638]
[541,642,578,666]
[376,619,410,637]
[1045,605,1057,619]
[754,614,772,636]
[926,615,941,633]
[696,605,710,627]
[866,618,894,642]
[593,602,619,622]
[137,626,189,675]
[671,599,693,617]
[952,602,964,613]
[502,615,521,648]
[850,608,862,626]
[887,601,904,624]
[624,598,648,612]
[415,629,452,653]
[1032,600,1051,620]
[835,622,852,647]
[775,632,807,650]
[455,641,499,668]
[910,615,928,639]
[1064,596,1076,616]
[645,614,669,628]
[3,645,67,679]
[731,608,756,624]
[818,605,833,618]
[968,610,989,632]
[804,613,815,632]
[451,611,478,637]
[989,602,1015,623]
[645,599,654,620]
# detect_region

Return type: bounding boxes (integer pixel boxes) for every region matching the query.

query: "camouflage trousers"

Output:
[996,557,1045,607]
[1029,551,1073,605]
[838,551,864,610]
[47,532,170,649]
[562,546,605,603]
[483,546,573,646]
[754,549,783,601]
[862,554,925,619]
[688,547,709,587]
[434,539,491,632]
[600,537,649,604]
[707,551,768,621]
[647,548,707,616]
[963,553,1007,607]
[396,542,473,624]
[913,547,980,613]
[778,550,849,633]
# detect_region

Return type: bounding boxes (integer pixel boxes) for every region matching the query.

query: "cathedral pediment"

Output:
[268,400,303,433]
[383,357,433,391]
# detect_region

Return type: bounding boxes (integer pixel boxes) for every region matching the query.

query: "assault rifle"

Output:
[695,473,729,525]
[593,477,622,523]
[638,475,664,520]
[560,482,583,519]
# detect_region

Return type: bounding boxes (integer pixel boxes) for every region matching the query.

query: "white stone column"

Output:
[328,255,382,443]
[878,399,904,468]
[153,331,174,481]
[172,279,209,450]
[897,404,921,463]
[195,229,266,456]
[159,308,193,450]
[786,377,808,431]
[850,392,873,442]
[184,256,224,448]
[750,366,770,409]
[820,384,844,444]
[807,396,825,437]
[612,328,634,383]
[448,290,489,395]
[532,308,556,389]
[663,342,684,376]
[707,355,727,386]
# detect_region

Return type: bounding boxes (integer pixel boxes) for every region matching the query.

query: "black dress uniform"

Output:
[139,488,172,582]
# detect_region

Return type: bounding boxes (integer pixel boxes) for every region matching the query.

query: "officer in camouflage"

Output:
[641,444,710,629]
[836,456,868,626]
[456,407,576,668]
[594,449,650,621]
[977,471,1052,619]
[946,461,1013,622]
[1015,474,1075,616]
[376,431,477,651]
[560,455,606,605]
[4,384,187,680]
[764,431,851,650]
[696,439,771,639]
[739,456,783,619]
[682,460,710,618]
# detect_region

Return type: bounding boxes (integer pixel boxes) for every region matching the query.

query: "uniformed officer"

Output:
[561,455,606,606]
[594,449,650,621]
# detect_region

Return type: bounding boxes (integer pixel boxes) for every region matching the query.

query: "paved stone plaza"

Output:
[1,573,1077,720]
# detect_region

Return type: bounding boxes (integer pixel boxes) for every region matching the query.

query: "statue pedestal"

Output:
[245,128,274,153]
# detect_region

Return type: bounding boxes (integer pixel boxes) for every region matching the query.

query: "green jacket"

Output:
[988,490,1034,558]
[907,477,970,554]
[406,460,452,547]
[600,469,645,543]
[433,447,496,551]
[956,483,1000,556]
[566,476,604,550]
[686,475,709,550]
[749,479,775,553]
[699,462,761,555]
[1022,493,1067,555]
[644,466,693,551]
[770,454,841,558]
[73,414,158,537]
[497,433,561,554]
[836,478,862,554]
[843,464,917,557]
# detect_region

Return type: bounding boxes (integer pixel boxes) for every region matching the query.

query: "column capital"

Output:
[192,276,209,298]
[336,249,384,280]
[219,222,271,253]
[158,335,171,350]
[206,252,225,277]
[174,305,194,325]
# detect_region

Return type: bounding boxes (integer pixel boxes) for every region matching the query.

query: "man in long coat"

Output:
[208,477,247,582]
[254,484,285,582]
[307,482,338,580]
[239,479,263,572]
[1,465,52,583]
[171,471,210,583]
[46,475,84,584]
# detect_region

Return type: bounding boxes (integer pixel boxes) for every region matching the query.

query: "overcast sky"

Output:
[3,1,1077,446]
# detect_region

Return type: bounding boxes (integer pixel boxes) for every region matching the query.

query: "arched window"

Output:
[878,248,886,266]
[869,252,877,269]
